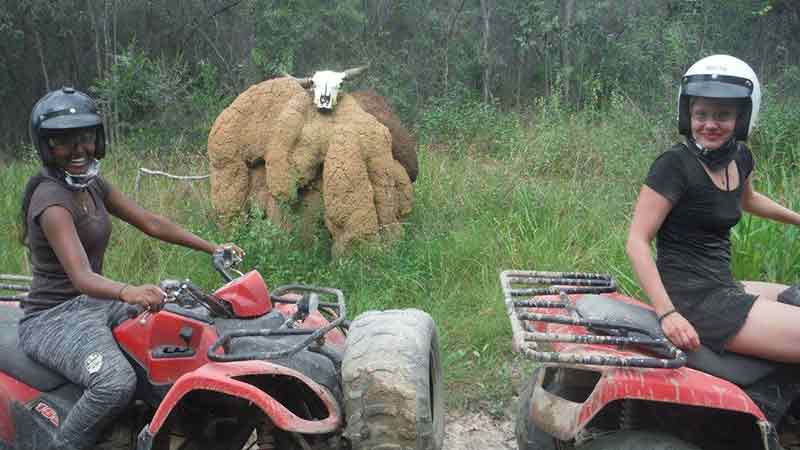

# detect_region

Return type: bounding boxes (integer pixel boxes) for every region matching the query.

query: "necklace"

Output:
[77,191,91,214]
[708,164,732,191]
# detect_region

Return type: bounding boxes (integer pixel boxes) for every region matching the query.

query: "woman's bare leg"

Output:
[726,297,800,362]
[742,280,789,302]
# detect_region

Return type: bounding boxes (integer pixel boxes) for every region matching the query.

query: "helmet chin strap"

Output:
[62,159,101,190]
[685,136,738,171]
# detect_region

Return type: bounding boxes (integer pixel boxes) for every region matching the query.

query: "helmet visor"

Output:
[38,108,102,132]
[682,74,753,99]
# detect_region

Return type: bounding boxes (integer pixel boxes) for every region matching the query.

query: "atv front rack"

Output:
[0,274,31,302]
[208,285,346,362]
[501,270,686,369]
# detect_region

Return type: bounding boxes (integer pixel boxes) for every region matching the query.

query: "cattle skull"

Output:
[290,66,368,111]
[311,71,346,110]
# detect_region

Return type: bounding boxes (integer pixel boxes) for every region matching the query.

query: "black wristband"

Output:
[657,309,678,325]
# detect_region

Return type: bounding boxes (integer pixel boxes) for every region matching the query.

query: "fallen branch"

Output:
[134,167,210,198]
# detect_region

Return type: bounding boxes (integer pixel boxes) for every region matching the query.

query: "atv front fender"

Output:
[528,364,768,442]
[139,360,341,447]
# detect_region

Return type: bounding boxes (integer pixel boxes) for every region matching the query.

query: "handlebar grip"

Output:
[212,248,236,282]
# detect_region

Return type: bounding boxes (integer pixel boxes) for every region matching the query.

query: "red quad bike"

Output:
[0,250,444,450]
[500,270,800,450]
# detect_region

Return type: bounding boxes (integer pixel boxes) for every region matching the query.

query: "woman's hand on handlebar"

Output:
[215,243,245,259]
[120,284,166,312]
[660,312,700,351]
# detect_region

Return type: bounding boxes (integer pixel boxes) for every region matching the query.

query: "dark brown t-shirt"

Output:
[24,177,112,313]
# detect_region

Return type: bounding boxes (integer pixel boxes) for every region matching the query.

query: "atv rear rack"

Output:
[501,270,686,369]
[208,285,346,362]
[0,274,31,302]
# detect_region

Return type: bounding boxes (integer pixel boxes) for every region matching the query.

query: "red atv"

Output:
[0,250,444,450]
[501,270,800,450]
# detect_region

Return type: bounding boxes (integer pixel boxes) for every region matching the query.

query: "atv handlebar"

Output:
[212,247,243,282]
[207,285,346,362]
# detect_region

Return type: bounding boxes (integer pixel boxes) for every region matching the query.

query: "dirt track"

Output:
[443,411,515,450]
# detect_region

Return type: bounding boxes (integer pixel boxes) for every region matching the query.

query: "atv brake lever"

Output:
[212,247,244,282]
[182,281,234,318]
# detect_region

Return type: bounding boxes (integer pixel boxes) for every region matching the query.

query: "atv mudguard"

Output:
[137,360,342,450]
[525,364,769,443]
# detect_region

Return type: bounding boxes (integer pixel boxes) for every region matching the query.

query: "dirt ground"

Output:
[443,410,516,450]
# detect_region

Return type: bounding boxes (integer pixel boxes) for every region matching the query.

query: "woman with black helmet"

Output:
[626,55,800,361]
[19,87,243,450]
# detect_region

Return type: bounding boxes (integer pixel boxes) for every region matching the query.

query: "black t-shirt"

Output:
[644,143,754,305]
[24,176,112,313]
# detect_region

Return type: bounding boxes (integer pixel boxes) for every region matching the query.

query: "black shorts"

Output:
[677,285,758,353]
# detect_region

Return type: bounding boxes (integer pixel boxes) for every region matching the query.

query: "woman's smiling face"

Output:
[48,128,97,174]
[690,97,738,150]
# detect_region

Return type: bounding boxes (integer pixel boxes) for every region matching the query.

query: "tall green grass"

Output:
[1,93,798,409]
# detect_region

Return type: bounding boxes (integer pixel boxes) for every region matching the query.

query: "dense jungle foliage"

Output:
[0,0,798,149]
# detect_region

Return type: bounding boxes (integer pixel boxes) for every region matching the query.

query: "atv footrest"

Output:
[151,345,196,358]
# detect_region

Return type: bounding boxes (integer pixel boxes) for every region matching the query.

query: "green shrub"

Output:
[91,42,234,154]
[416,95,526,157]
[91,42,189,130]
[753,90,800,166]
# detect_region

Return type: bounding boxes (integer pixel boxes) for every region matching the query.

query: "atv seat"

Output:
[574,294,779,387]
[0,305,68,392]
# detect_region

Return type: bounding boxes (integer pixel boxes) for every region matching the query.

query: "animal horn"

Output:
[342,65,369,79]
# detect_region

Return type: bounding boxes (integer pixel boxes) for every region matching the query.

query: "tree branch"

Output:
[177,0,247,48]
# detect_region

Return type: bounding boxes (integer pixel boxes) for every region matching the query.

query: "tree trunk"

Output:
[559,0,575,102]
[70,29,81,86]
[86,0,102,80]
[516,49,523,107]
[480,0,492,103]
[33,30,50,92]
[443,0,467,93]
[103,0,116,144]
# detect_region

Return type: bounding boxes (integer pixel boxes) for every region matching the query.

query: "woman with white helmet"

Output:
[626,55,800,361]
[19,87,243,450]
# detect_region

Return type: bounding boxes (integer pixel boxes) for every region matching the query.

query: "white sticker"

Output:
[84,353,103,374]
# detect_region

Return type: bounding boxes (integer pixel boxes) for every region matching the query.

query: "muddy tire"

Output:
[516,368,568,450]
[342,309,444,450]
[577,431,702,449]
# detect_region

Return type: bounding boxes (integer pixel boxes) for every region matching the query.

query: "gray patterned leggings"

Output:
[18,296,137,450]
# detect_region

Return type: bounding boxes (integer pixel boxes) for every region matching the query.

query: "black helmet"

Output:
[29,87,107,166]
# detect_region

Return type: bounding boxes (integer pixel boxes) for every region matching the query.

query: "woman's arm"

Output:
[39,205,165,308]
[105,184,217,254]
[741,177,800,226]
[626,185,700,350]
[627,186,674,315]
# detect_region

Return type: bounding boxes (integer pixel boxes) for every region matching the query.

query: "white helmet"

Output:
[678,54,761,141]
